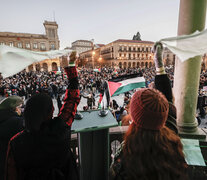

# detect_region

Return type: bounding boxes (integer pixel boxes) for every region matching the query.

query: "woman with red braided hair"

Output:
[109,88,188,180]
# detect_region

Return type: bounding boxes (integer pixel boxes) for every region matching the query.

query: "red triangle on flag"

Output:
[108,81,122,96]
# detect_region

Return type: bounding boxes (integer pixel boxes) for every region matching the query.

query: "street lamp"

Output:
[98,57,102,61]
[98,56,102,67]
[92,51,95,69]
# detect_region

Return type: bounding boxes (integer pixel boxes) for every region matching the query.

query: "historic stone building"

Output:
[80,39,155,68]
[79,39,176,68]
[71,40,93,55]
[0,21,61,72]
[163,47,175,66]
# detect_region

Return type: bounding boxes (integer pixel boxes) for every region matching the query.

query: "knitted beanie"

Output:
[130,88,169,130]
[0,96,23,110]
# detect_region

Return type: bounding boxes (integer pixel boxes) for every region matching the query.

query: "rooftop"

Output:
[113,39,154,44]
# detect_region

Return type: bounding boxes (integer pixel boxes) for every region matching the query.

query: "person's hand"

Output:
[152,42,164,69]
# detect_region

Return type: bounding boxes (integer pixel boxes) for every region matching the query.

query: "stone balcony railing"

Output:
[71,125,207,177]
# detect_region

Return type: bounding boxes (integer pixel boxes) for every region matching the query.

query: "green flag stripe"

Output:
[112,82,145,97]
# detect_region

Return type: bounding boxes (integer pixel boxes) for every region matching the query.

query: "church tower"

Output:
[44,21,60,50]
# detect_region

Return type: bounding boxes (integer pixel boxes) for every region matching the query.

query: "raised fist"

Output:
[152,42,164,69]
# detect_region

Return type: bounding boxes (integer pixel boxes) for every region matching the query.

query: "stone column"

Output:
[48,62,52,72]
[33,64,36,71]
[174,0,207,138]
[26,67,29,72]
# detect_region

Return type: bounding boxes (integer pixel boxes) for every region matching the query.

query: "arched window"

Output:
[141,62,144,67]
[43,63,48,71]
[128,62,131,68]
[124,62,127,68]
[137,62,140,67]
[52,62,58,71]
[149,62,152,67]
[35,64,41,71]
[145,62,148,68]
[119,62,122,68]
[133,62,136,67]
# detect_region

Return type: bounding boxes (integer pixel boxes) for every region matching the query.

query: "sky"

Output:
[0,0,188,49]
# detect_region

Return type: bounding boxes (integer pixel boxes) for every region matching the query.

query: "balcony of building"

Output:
[70,122,207,180]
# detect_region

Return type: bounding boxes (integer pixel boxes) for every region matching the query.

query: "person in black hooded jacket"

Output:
[5,51,80,180]
[0,95,24,180]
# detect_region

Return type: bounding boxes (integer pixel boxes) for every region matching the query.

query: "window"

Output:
[48,29,55,38]
[40,43,46,50]
[50,44,55,50]
[17,42,22,48]
[0,42,5,45]
[33,43,38,49]
[26,43,31,49]
[9,42,13,47]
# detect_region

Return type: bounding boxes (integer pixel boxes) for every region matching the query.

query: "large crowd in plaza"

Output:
[0,65,172,99]
[1,63,207,118]
[0,45,207,180]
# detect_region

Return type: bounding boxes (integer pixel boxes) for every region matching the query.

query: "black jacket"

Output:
[0,109,23,180]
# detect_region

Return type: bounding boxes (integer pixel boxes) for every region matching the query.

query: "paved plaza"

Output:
[52,93,207,130]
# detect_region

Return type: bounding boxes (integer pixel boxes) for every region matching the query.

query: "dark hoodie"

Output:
[0,109,23,180]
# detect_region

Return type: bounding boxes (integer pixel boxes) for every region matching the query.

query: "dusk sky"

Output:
[0,0,197,49]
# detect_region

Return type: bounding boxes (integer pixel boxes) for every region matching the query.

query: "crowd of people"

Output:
[1,61,206,121]
[0,45,207,179]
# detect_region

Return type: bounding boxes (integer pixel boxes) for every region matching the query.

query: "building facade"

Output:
[79,39,177,68]
[0,21,61,72]
[80,39,155,68]
[71,40,93,55]
[163,47,175,66]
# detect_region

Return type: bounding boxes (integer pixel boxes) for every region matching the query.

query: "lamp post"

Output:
[98,56,102,67]
[90,39,95,69]
[92,50,95,69]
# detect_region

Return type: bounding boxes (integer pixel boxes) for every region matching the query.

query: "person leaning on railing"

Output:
[4,51,80,180]
[109,88,188,180]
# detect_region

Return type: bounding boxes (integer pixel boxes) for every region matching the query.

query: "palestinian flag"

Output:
[53,71,61,75]
[94,68,101,72]
[108,73,145,97]
[113,69,118,75]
